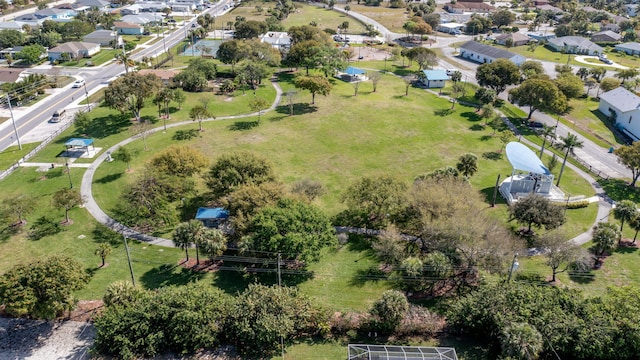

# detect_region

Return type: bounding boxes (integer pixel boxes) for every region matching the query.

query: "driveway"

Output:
[574,55,628,70]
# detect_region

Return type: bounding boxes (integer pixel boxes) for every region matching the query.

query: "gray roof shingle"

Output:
[460,40,518,60]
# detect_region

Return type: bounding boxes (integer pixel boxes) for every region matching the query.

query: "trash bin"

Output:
[609,147,614,153]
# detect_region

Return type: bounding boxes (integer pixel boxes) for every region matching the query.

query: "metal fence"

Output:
[0,118,75,181]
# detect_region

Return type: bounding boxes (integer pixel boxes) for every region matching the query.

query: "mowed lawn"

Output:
[1,68,597,308]
[214,2,367,34]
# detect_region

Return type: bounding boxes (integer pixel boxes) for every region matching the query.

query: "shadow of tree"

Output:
[95,173,122,184]
[461,111,481,122]
[78,113,132,139]
[0,318,55,358]
[479,186,507,206]
[482,152,503,160]
[347,234,372,252]
[434,108,454,117]
[275,104,318,116]
[568,270,597,284]
[92,224,122,246]
[140,264,205,289]
[480,134,494,141]
[0,224,21,242]
[598,178,640,202]
[349,265,387,287]
[228,120,260,131]
[469,124,484,131]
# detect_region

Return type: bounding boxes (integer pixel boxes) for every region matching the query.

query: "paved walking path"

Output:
[80,77,283,248]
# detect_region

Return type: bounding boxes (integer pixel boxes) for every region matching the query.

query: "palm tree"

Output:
[613,200,637,242]
[456,153,478,177]
[201,228,227,261]
[556,133,583,187]
[189,104,211,131]
[628,212,640,244]
[539,124,556,159]
[501,322,544,360]
[95,243,112,267]
[173,220,208,264]
[115,51,135,73]
[592,221,620,255]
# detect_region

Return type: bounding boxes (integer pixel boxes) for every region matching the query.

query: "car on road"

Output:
[528,121,544,128]
[72,79,85,88]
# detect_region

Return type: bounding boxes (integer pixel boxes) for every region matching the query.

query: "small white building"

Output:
[459,41,525,66]
[615,42,640,56]
[48,41,101,61]
[259,31,291,51]
[420,69,449,88]
[598,87,640,141]
[83,30,121,47]
[546,36,604,55]
[436,22,465,34]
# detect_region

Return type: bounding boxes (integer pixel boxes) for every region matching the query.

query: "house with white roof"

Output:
[591,30,622,43]
[459,41,525,66]
[259,32,291,51]
[546,36,604,55]
[14,13,49,27]
[120,13,159,25]
[598,87,640,141]
[76,0,110,11]
[114,21,144,35]
[615,42,640,55]
[437,22,465,34]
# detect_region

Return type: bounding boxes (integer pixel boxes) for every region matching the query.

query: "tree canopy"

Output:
[205,151,276,198]
[476,59,521,95]
[0,255,89,319]
[509,78,568,120]
[615,141,640,187]
[104,73,162,121]
[510,194,565,233]
[149,145,208,177]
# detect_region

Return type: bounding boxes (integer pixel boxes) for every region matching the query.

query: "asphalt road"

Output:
[0,0,234,152]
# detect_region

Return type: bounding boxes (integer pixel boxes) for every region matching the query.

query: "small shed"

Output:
[421,69,449,88]
[338,66,367,82]
[64,138,95,155]
[195,207,229,228]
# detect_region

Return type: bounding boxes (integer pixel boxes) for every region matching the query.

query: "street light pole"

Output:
[507,253,519,282]
[6,93,21,150]
[123,236,136,286]
[83,81,90,111]
[65,157,73,189]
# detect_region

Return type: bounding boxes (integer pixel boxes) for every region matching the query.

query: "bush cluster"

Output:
[93,283,329,359]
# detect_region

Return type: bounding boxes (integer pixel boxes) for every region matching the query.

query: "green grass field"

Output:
[214,2,367,34]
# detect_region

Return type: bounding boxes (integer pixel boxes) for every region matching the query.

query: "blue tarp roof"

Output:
[506,142,551,175]
[195,207,229,220]
[65,138,94,147]
[422,70,449,80]
[345,66,365,75]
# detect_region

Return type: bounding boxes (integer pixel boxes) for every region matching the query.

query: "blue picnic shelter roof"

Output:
[65,138,94,147]
[422,70,449,81]
[195,207,229,220]
[345,66,365,75]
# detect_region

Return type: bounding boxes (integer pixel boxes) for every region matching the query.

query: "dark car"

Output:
[528,121,544,128]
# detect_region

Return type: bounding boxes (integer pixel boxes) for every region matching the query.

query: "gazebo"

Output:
[64,138,95,156]
[499,142,565,204]
[195,207,229,228]
[338,66,367,82]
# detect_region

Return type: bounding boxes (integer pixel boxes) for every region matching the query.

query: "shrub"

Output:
[396,304,443,337]
[369,290,409,333]
[565,200,589,209]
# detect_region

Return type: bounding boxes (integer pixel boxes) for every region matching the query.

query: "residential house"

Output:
[259,31,291,51]
[0,46,23,60]
[420,69,449,88]
[598,87,640,141]
[76,0,110,11]
[626,4,639,17]
[0,21,27,32]
[171,3,195,11]
[0,68,26,84]
[34,8,75,21]
[459,41,526,66]
[120,14,159,26]
[136,2,168,13]
[591,30,622,43]
[55,3,90,13]
[48,41,101,61]
[536,4,563,14]
[113,21,144,35]
[612,15,629,24]
[83,29,121,46]
[120,4,142,15]
[526,32,556,41]
[546,36,604,55]
[615,42,640,55]
[13,13,49,27]
[444,1,494,14]
[601,23,620,33]
[437,22,465,34]
[137,69,178,85]
[494,32,531,47]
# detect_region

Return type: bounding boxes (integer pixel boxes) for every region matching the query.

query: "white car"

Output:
[72,79,85,88]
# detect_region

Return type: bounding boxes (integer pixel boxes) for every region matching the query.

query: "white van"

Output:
[50,109,66,123]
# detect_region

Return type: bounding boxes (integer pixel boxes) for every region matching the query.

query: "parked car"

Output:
[72,79,85,88]
[528,121,544,128]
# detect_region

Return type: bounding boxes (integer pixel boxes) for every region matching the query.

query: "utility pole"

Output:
[277,252,282,287]
[124,236,136,286]
[507,253,519,282]
[83,81,90,111]
[6,93,21,150]
[65,157,73,189]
